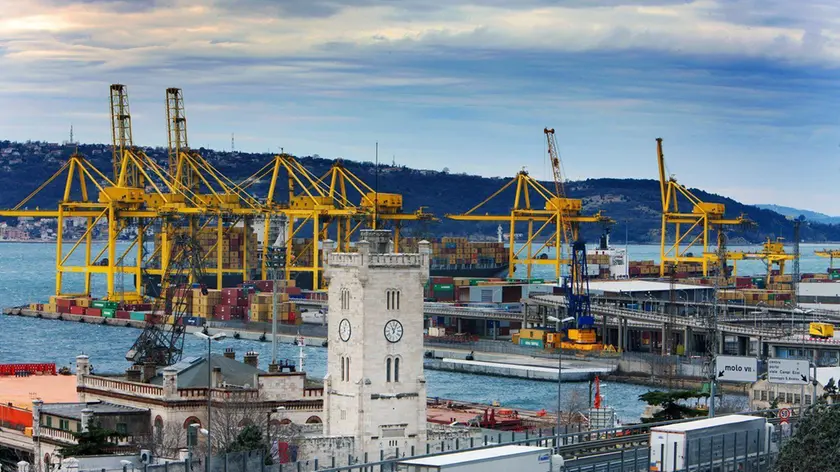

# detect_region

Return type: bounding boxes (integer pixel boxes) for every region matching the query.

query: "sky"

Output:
[1,0,839,212]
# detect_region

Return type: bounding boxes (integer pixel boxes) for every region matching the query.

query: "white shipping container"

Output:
[397,445,558,472]
[649,415,775,472]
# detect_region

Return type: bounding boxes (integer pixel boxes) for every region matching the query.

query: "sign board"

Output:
[779,408,792,424]
[715,356,758,383]
[768,359,809,385]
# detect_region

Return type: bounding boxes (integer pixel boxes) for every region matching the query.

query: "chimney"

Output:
[125,366,142,382]
[162,367,178,399]
[212,366,223,388]
[142,362,157,383]
[76,355,90,402]
[223,348,236,360]
[244,351,259,368]
[80,408,94,433]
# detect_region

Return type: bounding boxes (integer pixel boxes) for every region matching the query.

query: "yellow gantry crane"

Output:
[815,249,840,269]
[726,238,795,283]
[657,138,750,277]
[0,85,264,301]
[447,129,610,281]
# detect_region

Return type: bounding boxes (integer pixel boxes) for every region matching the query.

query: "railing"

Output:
[368,254,422,266]
[303,387,323,397]
[210,389,261,401]
[40,426,77,443]
[275,400,322,411]
[82,376,164,396]
[327,254,362,266]
[178,388,207,399]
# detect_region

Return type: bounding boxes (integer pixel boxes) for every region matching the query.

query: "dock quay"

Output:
[425,357,614,382]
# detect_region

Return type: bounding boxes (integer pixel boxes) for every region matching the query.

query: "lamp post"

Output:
[194,331,226,472]
[188,423,200,470]
[548,315,575,438]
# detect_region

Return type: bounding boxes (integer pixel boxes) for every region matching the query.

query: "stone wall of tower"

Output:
[323,230,430,460]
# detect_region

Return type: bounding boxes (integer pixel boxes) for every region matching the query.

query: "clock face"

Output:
[339,318,351,342]
[384,319,403,343]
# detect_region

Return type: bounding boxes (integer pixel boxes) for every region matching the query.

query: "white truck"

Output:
[649,414,777,472]
[396,445,562,472]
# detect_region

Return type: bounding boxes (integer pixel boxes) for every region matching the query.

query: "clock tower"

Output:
[322,230,431,459]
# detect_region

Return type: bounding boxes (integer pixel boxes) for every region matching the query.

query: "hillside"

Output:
[754,204,840,225]
[1,140,839,243]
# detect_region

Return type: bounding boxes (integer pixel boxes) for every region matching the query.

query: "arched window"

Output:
[184,416,201,447]
[340,356,345,382]
[305,416,322,424]
[279,418,292,425]
[346,357,350,382]
[153,416,163,440]
[394,357,400,382]
[386,358,392,382]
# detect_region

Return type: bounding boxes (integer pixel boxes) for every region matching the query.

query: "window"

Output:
[59,419,69,431]
[386,358,392,382]
[794,394,801,405]
[341,289,350,310]
[394,358,400,382]
[753,390,760,400]
[346,357,350,382]
[341,356,345,382]
[45,416,52,428]
[761,390,767,401]
[386,290,401,311]
[116,423,128,435]
[805,395,812,405]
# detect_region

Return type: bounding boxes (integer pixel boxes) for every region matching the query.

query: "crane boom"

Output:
[126,233,207,366]
[544,128,566,198]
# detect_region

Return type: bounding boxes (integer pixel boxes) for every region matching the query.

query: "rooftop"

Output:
[149,354,265,389]
[584,279,712,294]
[40,401,148,420]
[0,374,77,408]
[651,414,763,432]
[398,445,550,466]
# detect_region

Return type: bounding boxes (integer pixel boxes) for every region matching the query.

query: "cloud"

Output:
[0,0,838,210]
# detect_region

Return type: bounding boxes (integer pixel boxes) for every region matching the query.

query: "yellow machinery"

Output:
[0,85,263,301]
[815,249,840,269]
[447,129,610,280]
[657,138,749,276]
[810,322,834,339]
[323,160,435,252]
[725,238,795,283]
[242,157,435,289]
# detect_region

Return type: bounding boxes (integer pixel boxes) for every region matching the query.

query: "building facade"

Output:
[322,230,431,459]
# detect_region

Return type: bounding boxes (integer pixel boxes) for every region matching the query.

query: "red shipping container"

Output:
[285,287,302,296]
[56,298,76,309]
[222,288,242,298]
[214,313,231,321]
[116,310,130,320]
[69,306,85,315]
[85,308,101,316]
[238,297,249,307]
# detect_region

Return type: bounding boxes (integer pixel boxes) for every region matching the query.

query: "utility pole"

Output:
[705,231,726,417]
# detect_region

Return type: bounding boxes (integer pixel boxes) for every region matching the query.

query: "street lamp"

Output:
[265,406,286,448]
[548,315,575,438]
[194,331,226,472]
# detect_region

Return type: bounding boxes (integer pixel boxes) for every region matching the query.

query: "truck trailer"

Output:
[649,415,776,472]
[396,445,561,472]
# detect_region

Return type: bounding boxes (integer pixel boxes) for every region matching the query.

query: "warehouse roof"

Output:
[41,401,148,420]
[585,280,711,294]
[149,354,265,388]
[398,445,550,467]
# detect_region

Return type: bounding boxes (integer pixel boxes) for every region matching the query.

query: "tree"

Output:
[59,422,125,457]
[227,425,265,453]
[559,389,590,426]
[138,420,185,459]
[638,390,708,423]
[774,402,840,472]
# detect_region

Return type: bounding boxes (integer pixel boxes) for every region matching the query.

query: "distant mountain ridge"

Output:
[754,204,840,224]
[2,139,840,243]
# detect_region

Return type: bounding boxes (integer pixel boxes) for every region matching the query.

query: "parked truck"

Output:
[397,445,561,472]
[649,415,776,472]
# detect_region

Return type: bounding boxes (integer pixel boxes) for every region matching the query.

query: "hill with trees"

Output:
[1,139,839,243]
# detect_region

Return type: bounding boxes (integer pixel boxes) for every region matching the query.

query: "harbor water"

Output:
[0,241,811,421]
